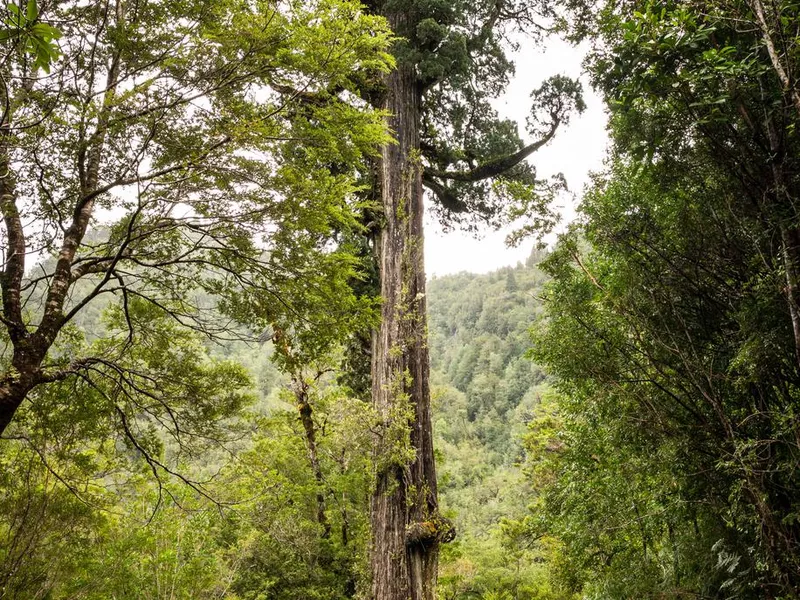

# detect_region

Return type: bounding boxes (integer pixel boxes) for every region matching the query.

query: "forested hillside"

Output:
[426,252,563,599]
[430,251,548,467]
[0,247,552,598]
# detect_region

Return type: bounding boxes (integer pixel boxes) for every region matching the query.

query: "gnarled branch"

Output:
[423,117,558,183]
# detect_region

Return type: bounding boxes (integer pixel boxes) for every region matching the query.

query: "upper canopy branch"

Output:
[468,0,553,52]
[423,116,559,184]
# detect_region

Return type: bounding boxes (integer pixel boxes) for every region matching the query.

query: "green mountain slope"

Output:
[427,249,567,599]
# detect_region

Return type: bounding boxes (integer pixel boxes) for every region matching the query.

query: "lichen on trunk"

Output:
[370,28,452,599]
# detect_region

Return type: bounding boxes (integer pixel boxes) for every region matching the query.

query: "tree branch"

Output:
[423,117,558,183]
[420,172,469,213]
[0,78,27,343]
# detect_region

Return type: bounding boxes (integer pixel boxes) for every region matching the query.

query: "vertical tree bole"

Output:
[370,10,449,598]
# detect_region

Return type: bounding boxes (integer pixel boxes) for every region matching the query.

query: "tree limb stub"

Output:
[405,515,456,547]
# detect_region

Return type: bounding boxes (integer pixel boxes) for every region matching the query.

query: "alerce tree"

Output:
[0,0,391,450]
[359,2,584,598]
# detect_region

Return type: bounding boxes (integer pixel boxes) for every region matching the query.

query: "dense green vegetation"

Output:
[525,1,800,598]
[0,251,553,599]
[428,255,563,600]
[2,0,800,598]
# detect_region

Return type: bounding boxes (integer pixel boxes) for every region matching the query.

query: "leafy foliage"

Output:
[525,0,800,596]
[0,0,391,473]
[0,0,391,595]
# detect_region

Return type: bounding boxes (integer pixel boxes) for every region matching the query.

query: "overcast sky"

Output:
[424,37,609,276]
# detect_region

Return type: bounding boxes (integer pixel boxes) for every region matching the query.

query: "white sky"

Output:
[424,38,609,276]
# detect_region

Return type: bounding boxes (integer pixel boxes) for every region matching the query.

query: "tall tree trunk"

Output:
[370,11,453,600]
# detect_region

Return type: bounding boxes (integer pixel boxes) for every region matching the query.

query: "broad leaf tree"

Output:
[531,0,800,596]
[0,0,391,458]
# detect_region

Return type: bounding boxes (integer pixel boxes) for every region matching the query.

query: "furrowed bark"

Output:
[370,10,453,600]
